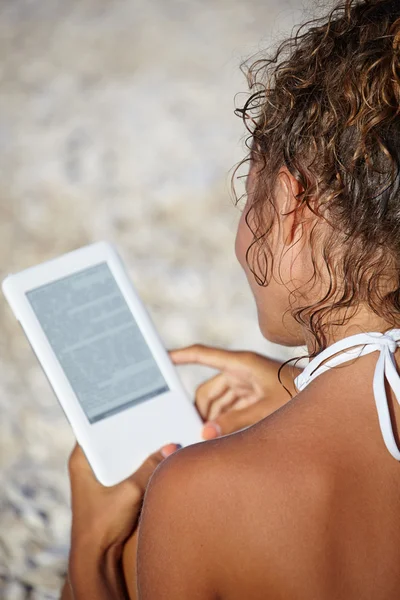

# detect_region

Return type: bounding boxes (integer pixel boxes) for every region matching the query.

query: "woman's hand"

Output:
[170,345,303,439]
[65,442,180,599]
[68,442,180,555]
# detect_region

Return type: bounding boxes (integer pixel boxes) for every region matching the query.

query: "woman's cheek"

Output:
[235,208,252,269]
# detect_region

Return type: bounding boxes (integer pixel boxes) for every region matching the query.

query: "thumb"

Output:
[202,401,273,439]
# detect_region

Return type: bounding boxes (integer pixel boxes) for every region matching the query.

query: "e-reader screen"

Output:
[26,262,169,424]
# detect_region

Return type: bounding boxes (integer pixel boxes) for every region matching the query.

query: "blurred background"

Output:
[0,0,315,597]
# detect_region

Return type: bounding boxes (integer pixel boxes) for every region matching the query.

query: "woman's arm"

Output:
[122,528,140,600]
[60,529,139,600]
[60,577,73,600]
[60,529,138,600]
[137,444,220,600]
[65,454,216,600]
[59,543,138,600]
[68,542,129,599]
[64,443,179,600]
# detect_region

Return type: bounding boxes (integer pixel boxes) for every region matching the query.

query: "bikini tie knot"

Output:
[369,332,399,353]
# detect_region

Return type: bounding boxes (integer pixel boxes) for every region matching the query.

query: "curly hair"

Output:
[231,0,400,388]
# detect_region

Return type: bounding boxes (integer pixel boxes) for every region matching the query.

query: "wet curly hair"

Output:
[231,0,400,384]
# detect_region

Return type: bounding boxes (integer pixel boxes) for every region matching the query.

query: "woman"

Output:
[62,0,400,597]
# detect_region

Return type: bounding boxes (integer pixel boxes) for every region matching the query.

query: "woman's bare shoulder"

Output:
[137,395,332,598]
[141,386,333,539]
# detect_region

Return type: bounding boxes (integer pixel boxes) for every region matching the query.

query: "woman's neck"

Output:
[301,306,400,452]
[304,306,399,356]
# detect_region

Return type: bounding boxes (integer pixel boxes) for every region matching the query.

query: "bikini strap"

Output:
[294,329,400,460]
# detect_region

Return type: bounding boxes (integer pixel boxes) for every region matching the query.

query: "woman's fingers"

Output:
[202,399,275,439]
[207,389,239,421]
[169,344,242,371]
[195,372,230,419]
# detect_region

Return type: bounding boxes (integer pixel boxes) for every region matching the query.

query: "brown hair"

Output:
[231,0,400,387]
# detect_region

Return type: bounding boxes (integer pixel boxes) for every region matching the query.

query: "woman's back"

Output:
[195,348,400,599]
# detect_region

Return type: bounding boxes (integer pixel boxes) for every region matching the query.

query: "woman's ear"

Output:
[277,168,306,247]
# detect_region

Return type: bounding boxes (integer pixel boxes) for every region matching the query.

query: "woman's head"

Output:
[233,0,400,358]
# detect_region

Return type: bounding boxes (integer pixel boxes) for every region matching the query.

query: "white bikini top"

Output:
[293,328,400,460]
